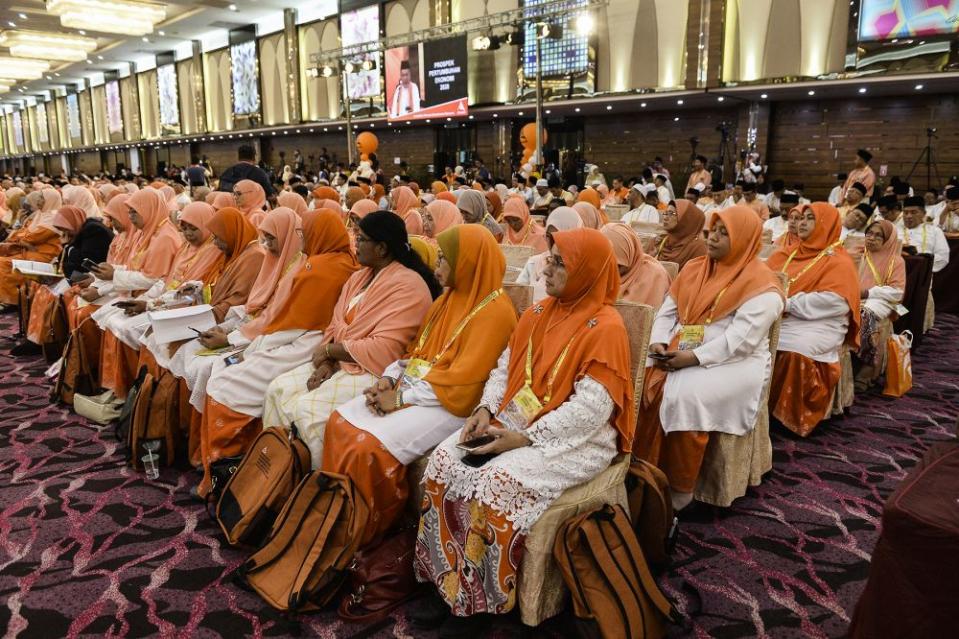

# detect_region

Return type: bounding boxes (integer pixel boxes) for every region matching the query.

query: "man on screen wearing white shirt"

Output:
[390,61,421,118]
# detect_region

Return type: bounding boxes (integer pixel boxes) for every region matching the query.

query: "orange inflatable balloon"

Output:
[519,123,547,166]
[356,131,379,162]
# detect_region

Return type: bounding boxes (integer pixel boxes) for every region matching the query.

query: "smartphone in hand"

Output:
[456,434,496,452]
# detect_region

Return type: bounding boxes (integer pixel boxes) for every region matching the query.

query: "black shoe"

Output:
[438,613,492,639]
[10,341,42,357]
[409,591,451,628]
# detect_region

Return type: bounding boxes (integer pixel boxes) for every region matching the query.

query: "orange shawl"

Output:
[502,196,547,252]
[263,209,358,333]
[658,200,707,270]
[240,208,304,339]
[499,228,635,453]
[601,222,670,308]
[410,225,517,416]
[206,207,264,323]
[860,219,906,290]
[312,185,341,203]
[127,189,183,278]
[766,202,861,347]
[319,260,434,376]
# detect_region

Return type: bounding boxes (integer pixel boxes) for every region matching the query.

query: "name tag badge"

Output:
[678,325,705,351]
[498,385,544,429]
[894,304,910,317]
[403,358,432,382]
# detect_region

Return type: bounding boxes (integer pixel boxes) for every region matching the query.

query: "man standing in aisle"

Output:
[686,155,712,194]
[841,149,876,200]
[217,144,275,197]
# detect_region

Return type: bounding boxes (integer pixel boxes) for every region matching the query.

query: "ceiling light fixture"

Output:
[914,83,923,90]
[717,96,725,102]
[760,93,768,99]
[0,56,50,80]
[0,30,98,62]
[858,87,867,93]
[807,90,815,95]
[47,0,167,37]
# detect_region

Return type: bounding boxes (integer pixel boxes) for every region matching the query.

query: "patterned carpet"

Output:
[0,314,956,639]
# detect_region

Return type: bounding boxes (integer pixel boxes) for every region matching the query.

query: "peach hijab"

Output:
[391,185,423,235]
[102,193,138,264]
[860,219,906,290]
[126,188,183,277]
[502,196,547,252]
[234,179,267,226]
[277,191,309,217]
[601,222,670,308]
[500,227,635,453]
[423,199,463,241]
[239,207,305,339]
[168,202,225,287]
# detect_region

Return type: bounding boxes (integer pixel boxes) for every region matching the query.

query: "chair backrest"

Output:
[659,261,679,281]
[500,244,534,269]
[503,283,533,317]
[630,221,665,236]
[613,301,655,412]
[605,204,629,222]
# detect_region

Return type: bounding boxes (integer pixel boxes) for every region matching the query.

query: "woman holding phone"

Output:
[632,206,784,511]
[413,228,634,636]
[318,224,515,547]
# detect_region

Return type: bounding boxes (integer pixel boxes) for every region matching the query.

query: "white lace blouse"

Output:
[422,346,618,532]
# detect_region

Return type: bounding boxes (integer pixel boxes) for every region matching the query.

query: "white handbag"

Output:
[73,390,123,425]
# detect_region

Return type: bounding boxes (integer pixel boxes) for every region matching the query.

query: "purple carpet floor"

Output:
[1,314,957,638]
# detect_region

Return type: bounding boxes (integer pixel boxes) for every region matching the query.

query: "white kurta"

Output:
[940,210,959,233]
[763,216,788,243]
[423,346,618,532]
[335,359,464,465]
[897,221,950,272]
[205,328,326,417]
[650,292,783,436]
[515,252,549,303]
[777,292,850,364]
[621,205,660,224]
[863,285,903,321]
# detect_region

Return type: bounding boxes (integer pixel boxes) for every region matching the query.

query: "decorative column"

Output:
[284,8,302,124]
[191,40,207,134]
[685,0,725,89]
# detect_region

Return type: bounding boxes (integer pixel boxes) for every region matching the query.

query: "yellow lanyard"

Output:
[166,238,213,290]
[656,235,668,256]
[864,252,895,286]
[683,285,729,326]
[525,332,578,405]
[904,224,927,252]
[781,239,843,292]
[413,288,503,365]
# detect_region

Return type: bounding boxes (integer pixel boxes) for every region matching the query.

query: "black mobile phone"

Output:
[648,352,672,361]
[456,435,496,452]
[113,300,136,308]
[461,452,498,468]
[81,258,99,270]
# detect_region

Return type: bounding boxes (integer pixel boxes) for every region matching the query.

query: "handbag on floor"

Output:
[216,425,312,547]
[625,457,677,566]
[883,331,913,398]
[236,471,370,613]
[72,390,123,425]
[554,503,680,639]
[337,526,420,623]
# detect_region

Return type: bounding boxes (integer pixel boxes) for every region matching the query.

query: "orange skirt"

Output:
[0,253,54,305]
[100,333,140,399]
[769,351,840,438]
[197,397,262,497]
[25,285,59,345]
[321,412,408,547]
[633,372,710,494]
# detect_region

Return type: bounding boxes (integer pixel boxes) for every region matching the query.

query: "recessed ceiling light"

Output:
[228,4,237,11]
[78,30,85,35]
[545,109,551,114]
[323,127,328,131]
[677,99,684,105]
[808,90,815,95]
[17,13,26,19]
[760,93,768,99]
[468,114,473,119]
[445,117,451,121]
[86,59,92,64]
[142,37,149,42]
[673,117,679,121]
[858,87,867,93]
[574,107,580,112]
[296,129,301,133]
[640,102,647,107]
[606,105,612,110]
[914,84,923,90]
[7,21,15,28]
[493,113,498,118]
[158,30,165,36]
[717,96,725,102]
[97,55,103,60]
[46,75,52,80]
[518,111,524,116]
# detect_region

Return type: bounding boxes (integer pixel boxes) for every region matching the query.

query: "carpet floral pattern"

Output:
[1,315,956,638]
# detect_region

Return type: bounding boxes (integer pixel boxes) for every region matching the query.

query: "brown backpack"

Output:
[237,471,370,613]
[125,369,156,471]
[625,457,677,566]
[216,426,312,547]
[554,504,680,639]
[53,326,98,405]
[128,370,183,469]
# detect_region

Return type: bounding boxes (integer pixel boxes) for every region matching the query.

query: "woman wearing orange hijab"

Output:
[421,199,463,245]
[601,222,671,308]
[415,228,634,632]
[654,199,708,271]
[232,179,267,226]
[0,188,63,306]
[573,200,604,229]
[323,225,516,545]
[277,191,308,217]
[484,190,503,221]
[854,219,905,380]
[390,184,424,235]
[210,191,234,211]
[633,206,784,510]
[775,204,803,250]
[766,202,860,437]
[436,190,457,204]
[501,195,547,251]
[312,185,341,207]
[197,209,358,497]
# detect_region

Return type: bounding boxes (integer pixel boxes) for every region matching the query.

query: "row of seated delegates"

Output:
[897,196,949,273]
[139,207,265,465]
[89,191,194,398]
[0,188,64,306]
[320,225,517,548]
[650,200,708,270]
[634,206,784,511]
[767,203,861,438]
[413,228,635,633]
[854,220,906,385]
[260,211,442,471]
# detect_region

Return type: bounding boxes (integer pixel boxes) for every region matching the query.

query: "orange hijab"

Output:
[860,219,906,290]
[263,209,358,333]
[235,179,267,224]
[573,201,603,229]
[277,191,308,217]
[102,193,139,264]
[391,185,418,220]
[169,202,225,286]
[766,202,860,347]
[206,206,259,270]
[502,196,547,252]
[578,189,609,224]
[241,207,304,332]
[51,205,88,235]
[313,185,340,203]
[500,228,634,453]
[423,200,463,240]
[210,192,235,211]
[775,205,803,250]
[405,225,516,416]
[658,200,707,269]
[436,191,457,204]
[601,222,671,308]
[485,191,503,221]
[127,189,183,277]
[431,180,447,193]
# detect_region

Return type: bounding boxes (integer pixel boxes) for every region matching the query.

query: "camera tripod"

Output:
[906,128,941,191]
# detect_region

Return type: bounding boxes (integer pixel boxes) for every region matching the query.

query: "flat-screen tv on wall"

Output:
[231,40,261,116]
[66,93,81,140]
[105,80,123,134]
[859,0,959,41]
[340,4,381,99]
